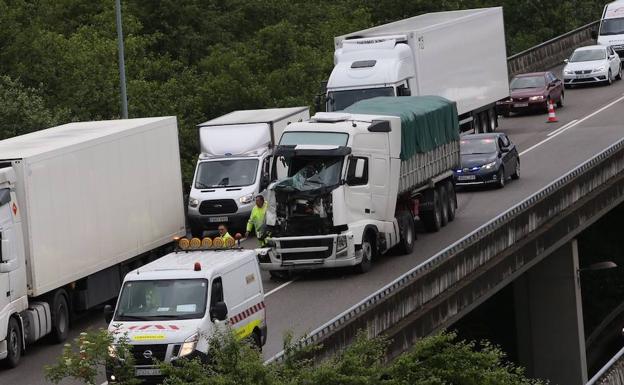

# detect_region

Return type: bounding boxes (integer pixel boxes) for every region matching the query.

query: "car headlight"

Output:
[239,194,254,204]
[336,235,348,253]
[593,66,606,73]
[189,198,199,208]
[108,344,117,358]
[179,333,199,357]
[482,161,497,170]
[564,69,574,75]
[529,95,544,101]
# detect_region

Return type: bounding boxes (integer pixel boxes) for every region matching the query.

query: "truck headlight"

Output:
[482,161,497,170]
[189,198,199,208]
[179,333,199,357]
[239,194,254,204]
[336,235,348,253]
[529,95,544,101]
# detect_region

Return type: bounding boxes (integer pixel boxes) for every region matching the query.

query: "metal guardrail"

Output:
[507,21,599,76]
[268,120,624,363]
[587,346,624,385]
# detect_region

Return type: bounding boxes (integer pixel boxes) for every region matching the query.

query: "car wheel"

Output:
[617,65,623,80]
[557,93,564,108]
[3,317,22,368]
[511,159,520,180]
[497,168,505,189]
[607,70,613,85]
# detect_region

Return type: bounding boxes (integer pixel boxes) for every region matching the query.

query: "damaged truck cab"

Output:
[258,96,460,274]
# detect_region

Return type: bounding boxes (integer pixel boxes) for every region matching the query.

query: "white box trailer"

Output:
[326,7,510,132]
[0,117,186,367]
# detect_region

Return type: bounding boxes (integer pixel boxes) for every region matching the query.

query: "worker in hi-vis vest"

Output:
[246,195,268,246]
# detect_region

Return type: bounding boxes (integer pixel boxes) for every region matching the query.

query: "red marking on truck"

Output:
[127,324,179,331]
[12,203,17,215]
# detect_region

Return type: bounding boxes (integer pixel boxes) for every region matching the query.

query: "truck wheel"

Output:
[50,291,69,343]
[439,185,449,227]
[3,317,21,368]
[354,235,374,274]
[421,189,442,232]
[445,180,457,222]
[396,211,415,255]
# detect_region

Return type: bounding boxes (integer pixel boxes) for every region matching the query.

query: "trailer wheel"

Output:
[50,290,69,343]
[488,108,497,132]
[396,211,416,255]
[354,234,374,274]
[445,180,457,222]
[421,189,442,232]
[439,185,449,227]
[3,317,21,368]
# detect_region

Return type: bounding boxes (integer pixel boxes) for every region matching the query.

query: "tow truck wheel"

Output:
[3,317,21,368]
[50,290,69,343]
[354,235,374,274]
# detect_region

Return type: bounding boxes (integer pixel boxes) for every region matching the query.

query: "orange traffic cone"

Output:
[546,99,558,123]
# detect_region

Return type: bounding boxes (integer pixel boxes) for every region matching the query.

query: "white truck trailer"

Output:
[188,107,309,237]
[322,7,510,132]
[0,117,186,367]
[259,96,459,275]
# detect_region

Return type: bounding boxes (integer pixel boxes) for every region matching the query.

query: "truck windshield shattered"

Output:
[274,157,343,193]
[114,279,208,321]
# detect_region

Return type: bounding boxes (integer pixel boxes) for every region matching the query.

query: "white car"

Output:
[563,45,622,88]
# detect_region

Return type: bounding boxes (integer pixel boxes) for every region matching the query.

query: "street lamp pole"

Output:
[115,0,128,119]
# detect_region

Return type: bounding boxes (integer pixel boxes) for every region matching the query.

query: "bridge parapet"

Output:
[587,346,624,385]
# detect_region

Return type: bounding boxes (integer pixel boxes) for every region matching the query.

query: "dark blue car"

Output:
[454,133,520,188]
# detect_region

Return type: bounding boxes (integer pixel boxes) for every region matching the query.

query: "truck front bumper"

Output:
[258,233,358,271]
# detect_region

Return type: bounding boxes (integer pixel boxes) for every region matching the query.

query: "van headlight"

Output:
[179,333,199,357]
[189,198,199,208]
[108,344,117,358]
[239,194,254,204]
[336,235,348,253]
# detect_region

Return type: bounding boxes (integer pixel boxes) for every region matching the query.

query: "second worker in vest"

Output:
[246,195,268,247]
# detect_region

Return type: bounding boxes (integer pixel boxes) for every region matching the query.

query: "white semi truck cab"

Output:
[188,107,309,237]
[259,96,460,275]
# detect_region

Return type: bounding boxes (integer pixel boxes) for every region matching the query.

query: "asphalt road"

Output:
[3,76,624,385]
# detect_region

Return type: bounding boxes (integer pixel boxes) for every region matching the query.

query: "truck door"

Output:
[345,156,372,221]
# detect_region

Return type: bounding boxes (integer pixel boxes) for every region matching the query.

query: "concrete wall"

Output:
[507,21,599,77]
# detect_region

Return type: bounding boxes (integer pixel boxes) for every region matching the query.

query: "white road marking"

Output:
[520,94,624,156]
[265,279,295,297]
[547,119,578,137]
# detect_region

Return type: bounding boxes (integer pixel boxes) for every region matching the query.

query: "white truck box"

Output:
[328,7,509,130]
[0,117,186,296]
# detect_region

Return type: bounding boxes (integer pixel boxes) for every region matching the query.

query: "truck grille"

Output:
[199,199,238,215]
[131,344,167,365]
[279,238,334,260]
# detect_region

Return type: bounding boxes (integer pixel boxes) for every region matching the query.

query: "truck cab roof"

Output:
[125,248,256,281]
[198,107,308,127]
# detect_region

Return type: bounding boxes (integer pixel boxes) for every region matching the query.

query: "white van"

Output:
[104,247,266,383]
[597,1,624,60]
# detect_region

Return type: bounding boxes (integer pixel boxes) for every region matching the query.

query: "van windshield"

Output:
[114,279,208,321]
[195,159,258,189]
[600,17,624,36]
[327,87,394,111]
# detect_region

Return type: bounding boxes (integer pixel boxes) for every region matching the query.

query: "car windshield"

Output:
[510,76,546,89]
[460,138,498,155]
[114,279,208,321]
[195,159,258,189]
[327,87,394,111]
[569,49,606,62]
[600,17,624,36]
[280,131,349,146]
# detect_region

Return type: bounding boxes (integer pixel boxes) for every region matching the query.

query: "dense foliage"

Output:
[0,0,605,187]
[46,329,546,385]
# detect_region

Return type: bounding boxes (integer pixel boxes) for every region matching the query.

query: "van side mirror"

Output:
[210,301,228,322]
[354,158,365,179]
[104,304,114,324]
[563,59,569,64]
[260,173,270,191]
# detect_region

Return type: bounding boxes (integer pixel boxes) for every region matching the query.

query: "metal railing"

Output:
[587,346,624,385]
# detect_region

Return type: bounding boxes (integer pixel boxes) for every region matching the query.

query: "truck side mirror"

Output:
[354,158,365,179]
[210,301,228,322]
[104,304,114,324]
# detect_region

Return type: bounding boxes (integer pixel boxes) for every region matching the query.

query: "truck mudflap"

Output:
[258,233,358,271]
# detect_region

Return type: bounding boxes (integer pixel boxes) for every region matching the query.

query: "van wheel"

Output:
[421,189,442,232]
[253,329,263,352]
[445,180,457,222]
[50,291,69,343]
[3,317,21,368]
[396,211,415,255]
[269,270,291,281]
[354,235,374,274]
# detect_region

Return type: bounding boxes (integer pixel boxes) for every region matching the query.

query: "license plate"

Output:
[577,74,591,79]
[513,103,528,107]
[209,216,228,223]
[136,368,161,376]
[458,175,476,181]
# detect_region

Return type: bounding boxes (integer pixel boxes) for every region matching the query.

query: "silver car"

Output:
[563,45,622,88]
